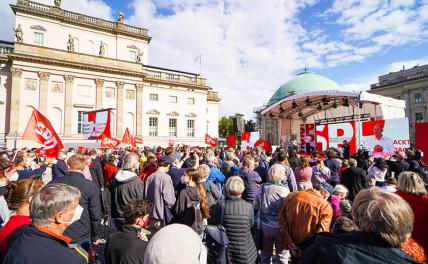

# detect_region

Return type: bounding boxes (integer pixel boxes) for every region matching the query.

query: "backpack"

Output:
[203,195,229,264]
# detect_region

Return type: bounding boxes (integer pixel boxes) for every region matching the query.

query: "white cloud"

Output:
[388,57,428,72]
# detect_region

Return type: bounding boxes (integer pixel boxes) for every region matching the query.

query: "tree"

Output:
[218,116,234,138]
[245,120,256,132]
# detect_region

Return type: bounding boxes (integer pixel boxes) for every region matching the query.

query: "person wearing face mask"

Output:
[109,153,145,231]
[105,199,152,264]
[0,178,45,259]
[49,155,102,254]
[144,156,176,234]
[0,158,17,226]
[52,150,68,179]
[173,168,210,235]
[3,183,86,264]
[13,153,51,181]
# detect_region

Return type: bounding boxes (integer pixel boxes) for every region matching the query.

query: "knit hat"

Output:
[144,224,207,264]
[339,199,352,214]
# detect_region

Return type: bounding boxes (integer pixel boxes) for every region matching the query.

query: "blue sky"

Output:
[1,0,428,118]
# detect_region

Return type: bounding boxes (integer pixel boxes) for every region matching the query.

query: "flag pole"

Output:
[199,54,202,77]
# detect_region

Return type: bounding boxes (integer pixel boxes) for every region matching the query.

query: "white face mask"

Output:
[9,172,19,182]
[62,204,83,225]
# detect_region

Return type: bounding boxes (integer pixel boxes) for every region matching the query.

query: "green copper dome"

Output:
[267,72,343,106]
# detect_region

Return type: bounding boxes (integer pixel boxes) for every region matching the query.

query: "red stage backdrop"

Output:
[416,122,428,164]
[316,122,357,154]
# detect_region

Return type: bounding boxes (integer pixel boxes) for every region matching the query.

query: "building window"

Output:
[33,32,44,46]
[415,112,424,123]
[415,92,422,103]
[187,97,195,105]
[169,118,177,137]
[169,96,177,103]
[149,117,158,136]
[77,111,85,134]
[187,119,195,137]
[149,94,158,101]
[129,50,136,62]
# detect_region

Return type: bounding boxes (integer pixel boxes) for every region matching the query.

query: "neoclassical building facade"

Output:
[0,0,220,148]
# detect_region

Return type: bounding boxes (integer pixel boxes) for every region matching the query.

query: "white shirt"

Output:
[367,135,395,158]
[304,136,311,143]
[368,166,387,182]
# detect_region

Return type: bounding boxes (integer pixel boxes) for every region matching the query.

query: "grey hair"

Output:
[352,187,414,247]
[30,183,81,226]
[243,157,255,168]
[268,163,286,183]
[225,176,245,197]
[121,153,139,170]
[225,152,235,161]
[348,158,357,167]
[397,171,427,196]
[206,153,216,163]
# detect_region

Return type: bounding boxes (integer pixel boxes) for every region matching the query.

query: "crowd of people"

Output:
[0,144,427,264]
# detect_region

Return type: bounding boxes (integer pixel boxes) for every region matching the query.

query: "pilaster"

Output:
[136,84,143,137]
[38,72,50,115]
[116,81,124,137]
[95,79,104,110]
[9,68,23,134]
[63,75,75,136]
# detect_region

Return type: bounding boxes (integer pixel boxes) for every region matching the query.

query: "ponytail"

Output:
[196,182,210,219]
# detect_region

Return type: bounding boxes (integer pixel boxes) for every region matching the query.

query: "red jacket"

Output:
[103,163,118,186]
[140,163,158,182]
[0,215,30,257]
[395,190,428,254]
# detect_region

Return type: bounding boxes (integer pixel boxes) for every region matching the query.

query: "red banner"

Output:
[122,127,133,145]
[254,139,272,152]
[22,108,64,158]
[416,122,428,164]
[83,110,111,139]
[101,134,121,148]
[227,135,236,146]
[205,134,217,147]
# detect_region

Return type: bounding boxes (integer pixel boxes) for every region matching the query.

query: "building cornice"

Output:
[370,76,428,91]
[11,0,152,42]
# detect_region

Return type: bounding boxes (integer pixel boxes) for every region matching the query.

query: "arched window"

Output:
[21,105,35,132]
[48,107,62,134]
[73,37,79,52]
[125,112,134,134]
[110,111,115,135]
[87,40,94,55]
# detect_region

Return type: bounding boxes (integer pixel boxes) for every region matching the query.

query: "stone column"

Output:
[116,81,124,137]
[95,79,104,110]
[136,84,143,137]
[38,72,50,115]
[9,68,23,134]
[63,75,75,136]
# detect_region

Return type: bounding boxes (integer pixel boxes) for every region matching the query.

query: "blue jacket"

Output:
[3,225,85,264]
[207,163,226,185]
[52,159,68,179]
[17,165,48,180]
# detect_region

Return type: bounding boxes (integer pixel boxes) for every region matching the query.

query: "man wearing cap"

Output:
[144,155,176,234]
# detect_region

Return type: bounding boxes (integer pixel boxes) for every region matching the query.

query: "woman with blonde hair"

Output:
[173,168,210,235]
[294,156,313,190]
[197,164,221,225]
[0,178,44,257]
[254,163,290,263]
[395,171,428,254]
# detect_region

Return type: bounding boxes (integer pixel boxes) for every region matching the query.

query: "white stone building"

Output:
[0,0,220,148]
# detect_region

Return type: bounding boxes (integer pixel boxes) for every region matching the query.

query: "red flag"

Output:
[122,127,134,144]
[98,111,111,139]
[254,139,272,152]
[205,134,217,147]
[227,135,237,147]
[22,108,64,158]
[133,137,143,146]
[241,132,251,142]
[78,146,88,154]
[35,148,46,157]
[100,134,121,148]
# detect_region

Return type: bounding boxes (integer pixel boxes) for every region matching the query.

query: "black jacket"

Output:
[222,196,257,264]
[49,171,102,241]
[105,225,148,264]
[90,158,104,191]
[342,166,367,201]
[52,159,68,179]
[109,170,145,220]
[299,231,419,264]
[174,186,204,234]
[3,225,85,264]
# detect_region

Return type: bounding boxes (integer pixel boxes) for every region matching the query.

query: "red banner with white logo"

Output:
[205,134,217,147]
[23,108,64,158]
[227,135,237,147]
[101,134,121,148]
[254,139,272,152]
